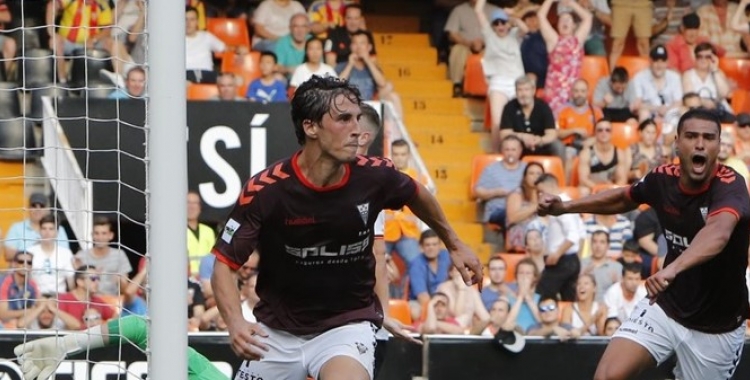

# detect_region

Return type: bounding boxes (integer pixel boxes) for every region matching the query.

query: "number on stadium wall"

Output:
[430,135,443,144]
[412,100,426,110]
[398,67,411,78]
[380,34,393,45]
[434,168,448,180]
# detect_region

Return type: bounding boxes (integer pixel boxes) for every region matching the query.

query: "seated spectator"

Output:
[480,255,515,310]
[667,13,726,74]
[577,119,629,195]
[474,135,526,232]
[537,0,593,115]
[526,298,577,339]
[580,230,624,301]
[57,266,116,328]
[246,52,288,103]
[325,4,375,66]
[437,266,490,329]
[82,308,105,329]
[561,274,608,336]
[583,211,633,259]
[211,72,246,101]
[557,79,603,156]
[275,13,311,78]
[519,8,548,89]
[289,38,338,89]
[627,119,668,182]
[5,193,70,260]
[445,0,500,97]
[697,0,745,56]
[251,0,306,52]
[733,113,750,167]
[417,292,465,334]
[524,229,546,275]
[506,257,542,332]
[682,43,731,114]
[18,297,80,330]
[109,66,147,99]
[500,75,565,162]
[0,252,40,325]
[718,130,750,189]
[75,217,132,298]
[308,0,353,38]
[505,162,546,252]
[618,238,641,267]
[472,297,522,336]
[188,277,206,331]
[602,316,622,336]
[633,207,667,277]
[121,256,148,317]
[28,215,75,295]
[603,262,647,321]
[408,230,451,321]
[186,6,246,83]
[631,45,684,124]
[593,67,637,123]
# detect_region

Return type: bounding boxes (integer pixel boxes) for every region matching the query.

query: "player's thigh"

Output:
[594,337,656,380]
[305,322,376,380]
[673,323,745,380]
[233,324,308,380]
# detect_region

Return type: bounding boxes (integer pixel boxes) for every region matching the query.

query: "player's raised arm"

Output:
[407,182,484,288]
[538,185,639,217]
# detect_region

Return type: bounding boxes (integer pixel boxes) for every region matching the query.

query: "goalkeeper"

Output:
[14,315,229,380]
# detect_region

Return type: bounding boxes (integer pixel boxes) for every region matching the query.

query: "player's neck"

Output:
[296,149,348,187]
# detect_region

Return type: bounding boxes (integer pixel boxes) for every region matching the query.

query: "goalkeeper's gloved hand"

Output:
[14,336,68,380]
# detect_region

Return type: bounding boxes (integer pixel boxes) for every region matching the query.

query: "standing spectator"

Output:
[561,274,608,336]
[308,0,353,38]
[474,135,526,232]
[57,266,115,328]
[0,252,40,325]
[417,292,465,334]
[505,162,546,252]
[27,215,75,295]
[4,193,70,260]
[108,66,147,99]
[75,217,132,297]
[667,13,726,74]
[519,8,548,89]
[437,266,490,329]
[246,52,288,103]
[593,67,638,123]
[289,37,337,89]
[631,45,684,124]
[535,173,585,301]
[608,0,653,68]
[187,191,216,278]
[730,0,750,50]
[324,4,376,66]
[507,258,542,332]
[251,0,306,52]
[578,0,612,56]
[444,0,500,97]
[580,230,623,301]
[577,119,630,195]
[651,0,691,48]
[526,298,577,338]
[480,255,514,310]
[557,78,603,155]
[408,229,451,322]
[275,13,311,78]
[538,0,593,116]
[18,297,80,330]
[697,0,744,56]
[603,262,647,321]
[474,0,527,138]
[681,42,731,113]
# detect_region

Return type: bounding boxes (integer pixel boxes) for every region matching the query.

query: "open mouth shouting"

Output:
[690,153,708,176]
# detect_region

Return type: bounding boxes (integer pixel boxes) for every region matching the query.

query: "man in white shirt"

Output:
[631,45,683,133]
[604,262,648,321]
[534,173,586,301]
[186,6,226,83]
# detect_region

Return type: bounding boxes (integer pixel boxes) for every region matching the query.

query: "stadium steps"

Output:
[375,32,493,263]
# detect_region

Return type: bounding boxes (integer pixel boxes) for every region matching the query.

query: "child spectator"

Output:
[246,52,288,103]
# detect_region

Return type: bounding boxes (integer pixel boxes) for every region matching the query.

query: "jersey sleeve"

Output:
[708,167,750,221]
[381,164,419,211]
[626,168,660,206]
[211,181,263,271]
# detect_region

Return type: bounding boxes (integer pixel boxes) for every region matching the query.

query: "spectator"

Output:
[472,297,522,336]
[682,42,732,114]
[251,0,306,52]
[18,297,80,330]
[186,0,208,30]
[308,0,353,38]
[519,8,548,89]
[75,217,132,297]
[474,135,526,232]
[408,229,452,322]
[57,265,116,328]
[603,262,647,321]
[632,206,667,277]
[240,271,259,323]
[718,130,750,189]
[733,113,750,167]
[505,162,545,252]
[628,120,669,183]
[187,191,216,278]
[0,1,15,74]
[730,0,750,51]
[27,215,75,295]
[697,0,745,56]
[602,316,622,336]
[577,0,611,56]
[4,193,70,259]
[535,173,585,301]
[576,119,629,195]
[499,75,565,162]
[246,52,288,103]
[557,78,603,155]
[526,298,577,339]
[82,308,104,329]
[185,6,243,83]
[593,67,637,123]
[188,277,206,331]
[474,0,527,139]
[444,0,500,97]
[506,257,542,332]
[437,266,490,329]
[561,274,608,336]
[0,252,40,325]
[108,66,147,99]
[651,0,691,48]
[607,0,653,68]
[583,209,633,259]
[275,13,311,78]
[580,230,623,301]
[538,0,592,115]
[324,4,376,65]
[335,31,389,102]
[121,257,147,317]
[667,13,726,74]
[631,45,683,126]
[417,292,465,334]
[211,72,246,101]
[524,229,546,276]
[289,37,337,89]
[480,255,515,310]
[111,0,146,64]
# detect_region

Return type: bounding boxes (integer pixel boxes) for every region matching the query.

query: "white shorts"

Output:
[614,298,746,380]
[487,76,516,99]
[234,322,377,380]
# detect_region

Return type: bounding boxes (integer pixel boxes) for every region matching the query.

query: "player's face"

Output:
[316,95,362,162]
[501,139,522,164]
[590,233,608,258]
[391,145,411,170]
[676,118,720,187]
[187,193,202,221]
[576,276,595,301]
[92,225,114,247]
[40,222,57,240]
[488,260,507,285]
[421,236,442,259]
[622,271,642,293]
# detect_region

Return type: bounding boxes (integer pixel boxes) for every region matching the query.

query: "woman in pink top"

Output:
[538,0,593,116]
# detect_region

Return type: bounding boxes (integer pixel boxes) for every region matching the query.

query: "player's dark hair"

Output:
[260,50,278,63]
[622,262,643,277]
[291,75,362,145]
[676,108,721,135]
[40,214,57,228]
[534,173,558,187]
[516,257,540,280]
[610,67,629,84]
[419,229,439,244]
[391,139,410,151]
[74,265,98,282]
[302,37,325,64]
[591,229,610,243]
[93,216,113,231]
[359,102,381,135]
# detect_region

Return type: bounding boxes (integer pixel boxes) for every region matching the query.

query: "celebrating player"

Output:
[538,109,750,380]
[211,75,482,380]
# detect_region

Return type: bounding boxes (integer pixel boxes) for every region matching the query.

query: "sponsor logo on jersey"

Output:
[357,203,369,225]
[285,237,370,259]
[222,218,241,243]
[664,228,691,248]
[285,216,316,226]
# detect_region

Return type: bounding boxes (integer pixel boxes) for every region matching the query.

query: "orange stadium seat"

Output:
[615,56,649,78]
[580,55,610,100]
[561,186,581,200]
[732,89,750,114]
[523,155,565,186]
[187,83,218,100]
[388,299,413,326]
[611,122,639,149]
[497,252,526,283]
[221,51,262,88]
[719,58,750,91]
[569,156,580,187]
[463,54,488,97]
[470,154,503,199]
[207,18,250,52]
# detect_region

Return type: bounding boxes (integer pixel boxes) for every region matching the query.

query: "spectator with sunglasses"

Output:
[4,193,70,260]
[526,298,577,339]
[0,251,40,326]
[681,42,731,114]
[57,265,115,329]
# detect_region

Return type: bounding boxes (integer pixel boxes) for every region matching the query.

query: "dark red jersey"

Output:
[213,152,418,335]
[627,164,750,333]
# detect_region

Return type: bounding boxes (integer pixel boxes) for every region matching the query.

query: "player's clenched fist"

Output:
[537,191,566,216]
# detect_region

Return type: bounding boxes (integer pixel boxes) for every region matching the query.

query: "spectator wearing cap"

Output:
[718,130,750,189]
[666,13,726,73]
[4,193,70,261]
[630,45,683,125]
[732,113,750,168]
[0,251,40,326]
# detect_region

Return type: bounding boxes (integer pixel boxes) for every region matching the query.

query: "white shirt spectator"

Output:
[27,245,75,295]
[444,2,499,42]
[604,282,648,321]
[241,301,257,323]
[186,31,226,71]
[290,63,338,88]
[252,0,306,46]
[631,69,683,109]
[545,194,586,256]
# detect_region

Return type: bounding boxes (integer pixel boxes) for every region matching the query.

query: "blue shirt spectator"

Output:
[246,79,288,103]
[408,249,451,301]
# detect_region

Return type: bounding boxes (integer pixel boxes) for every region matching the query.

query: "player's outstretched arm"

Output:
[538,186,638,216]
[407,182,484,288]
